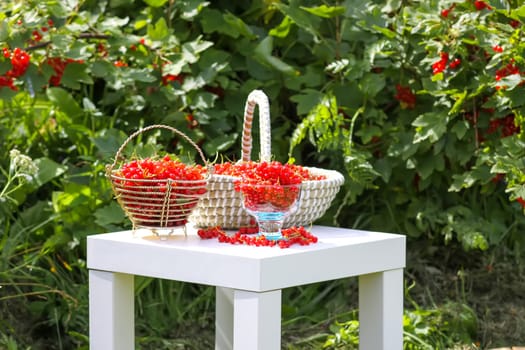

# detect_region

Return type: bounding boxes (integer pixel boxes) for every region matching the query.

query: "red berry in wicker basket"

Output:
[107,125,210,231]
[112,155,207,227]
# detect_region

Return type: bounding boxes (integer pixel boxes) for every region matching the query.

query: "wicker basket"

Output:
[107,124,210,231]
[189,90,345,229]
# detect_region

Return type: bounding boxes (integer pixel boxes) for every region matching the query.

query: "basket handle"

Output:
[107,124,208,172]
[241,90,272,162]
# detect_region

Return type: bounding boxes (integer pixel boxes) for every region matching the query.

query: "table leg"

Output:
[358,268,404,350]
[215,287,281,350]
[89,270,134,350]
[215,286,234,350]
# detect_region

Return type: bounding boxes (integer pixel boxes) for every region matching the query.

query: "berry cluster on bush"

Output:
[394,85,416,110]
[393,0,525,212]
[0,48,30,90]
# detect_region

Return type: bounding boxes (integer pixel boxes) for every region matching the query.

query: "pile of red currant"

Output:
[112,155,207,227]
[215,161,325,210]
[197,226,318,249]
[214,160,325,182]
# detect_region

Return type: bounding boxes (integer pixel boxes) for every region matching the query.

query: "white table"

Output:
[87,225,405,350]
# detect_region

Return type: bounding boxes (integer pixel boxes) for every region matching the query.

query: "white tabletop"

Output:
[87,225,405,292]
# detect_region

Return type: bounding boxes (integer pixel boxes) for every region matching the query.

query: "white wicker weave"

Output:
[189,90,344,229]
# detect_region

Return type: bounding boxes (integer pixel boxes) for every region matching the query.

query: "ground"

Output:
[406,240,525,349]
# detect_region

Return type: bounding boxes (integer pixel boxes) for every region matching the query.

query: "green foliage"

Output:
[323,319,359,349]
[285,0,525,251]
[323,302,478,350]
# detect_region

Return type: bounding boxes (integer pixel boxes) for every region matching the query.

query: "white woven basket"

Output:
[189,90,344,229]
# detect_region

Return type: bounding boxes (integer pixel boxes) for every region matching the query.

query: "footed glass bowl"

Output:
[239,183,301,240]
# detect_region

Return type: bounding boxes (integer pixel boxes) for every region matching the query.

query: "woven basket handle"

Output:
[241,90,271,162]
[107,124,207,172]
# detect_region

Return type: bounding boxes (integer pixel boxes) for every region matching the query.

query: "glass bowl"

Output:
[238,183,301,240]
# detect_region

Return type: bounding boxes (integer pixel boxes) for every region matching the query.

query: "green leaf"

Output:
[451,120,469,140]
[147,17,169,41]
[90,60,115,78]
[412,112,448,143]
[290,90,324,115]
[50,34,74,51]
[9,201,54,237]
[449,165,491,191]
[100,16,130,31]
[25,65,49,92]
[42,231,72,253]
[388,132,418,160]
[134,19,148,30]
[461,230,489,251]
[300,5,345,18]
[0,20,8,41]
[506,88,525,108]
[449,90,467,115]
[326,59,350,75]
[359,73,385,97]
[61,63,94,90]
[200,8,239,37]
[497,73,523,91]
[142,0,168,7]
[186,36,214,54]
[182,37,214,64]
[202,111,230,131]
[189,92,218,110]
[46,87,83,118]
[0,60,10,75]
[345,153,380,187]
[91,128,128,160]
[125,68,157,82]
[203,133,236,155]
[371,25,396,39]
[47,0,79,17]
[355,125,382,144]
[273,0,321,40]
[373,157,392,182]
[94,202,127,226]
[182,75,206,91]
[223,12,256,39]
[416,153,444,179]
[269,16,293,38]
[83,97,102,116]
[33,158,67,187]
[0,86,17,100]
[254,36,296,75]
[513,5,525,18]
[200,69,226,89]
[179,0,210,20]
